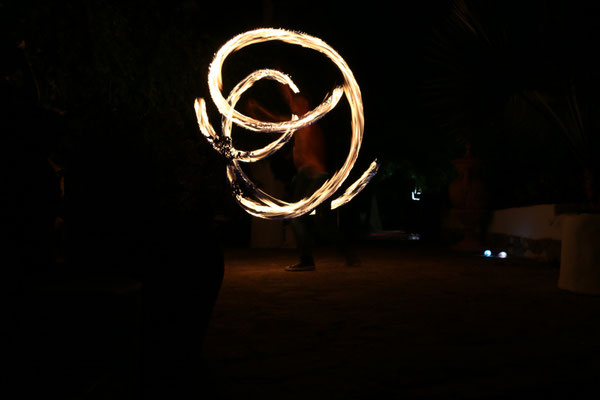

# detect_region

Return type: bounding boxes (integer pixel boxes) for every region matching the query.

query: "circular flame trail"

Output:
[194,28,379,219]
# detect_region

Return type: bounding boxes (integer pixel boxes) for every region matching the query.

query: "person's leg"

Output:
[312,177,361,267]
[290,214,315,267]
[287,169,316,270]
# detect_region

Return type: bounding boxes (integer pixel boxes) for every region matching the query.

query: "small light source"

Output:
[498,251,507,258]
[408,233,421,241]
[483,249,492,257]
[411,187,422,201]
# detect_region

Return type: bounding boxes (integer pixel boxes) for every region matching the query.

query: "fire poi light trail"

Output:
[194,28,379,219]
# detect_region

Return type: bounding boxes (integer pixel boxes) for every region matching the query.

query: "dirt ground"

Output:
[202,240,600,399]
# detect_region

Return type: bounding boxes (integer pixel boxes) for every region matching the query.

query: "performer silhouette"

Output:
[246,86,358,271]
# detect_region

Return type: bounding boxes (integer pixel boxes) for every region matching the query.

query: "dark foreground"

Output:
[203,241,600,399]
[13,240,599,399]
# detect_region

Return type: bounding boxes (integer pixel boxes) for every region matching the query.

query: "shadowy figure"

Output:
[2,41,224,398]
[65,110,225,399]
[247,86,358,271]
[1,41,66,400]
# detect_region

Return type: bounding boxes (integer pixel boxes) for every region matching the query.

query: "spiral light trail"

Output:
[194,28,378,220]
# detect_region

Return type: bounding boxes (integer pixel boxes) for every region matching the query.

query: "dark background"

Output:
[3,0,600,398]
[4,0,599,243]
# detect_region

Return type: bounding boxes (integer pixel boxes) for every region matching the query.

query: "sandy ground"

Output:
[202,241,600,399]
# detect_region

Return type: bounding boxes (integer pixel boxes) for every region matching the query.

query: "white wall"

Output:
[487,204,564,241]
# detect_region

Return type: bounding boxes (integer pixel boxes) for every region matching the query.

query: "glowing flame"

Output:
[194,28,379,219]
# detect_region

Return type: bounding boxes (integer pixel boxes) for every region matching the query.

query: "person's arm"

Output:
[245,99,289,122]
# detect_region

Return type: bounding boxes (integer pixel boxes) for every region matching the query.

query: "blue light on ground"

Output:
[483,250,508,258]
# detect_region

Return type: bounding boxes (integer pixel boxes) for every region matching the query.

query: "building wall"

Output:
[486,204,564,264]
[487,204,564,241]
